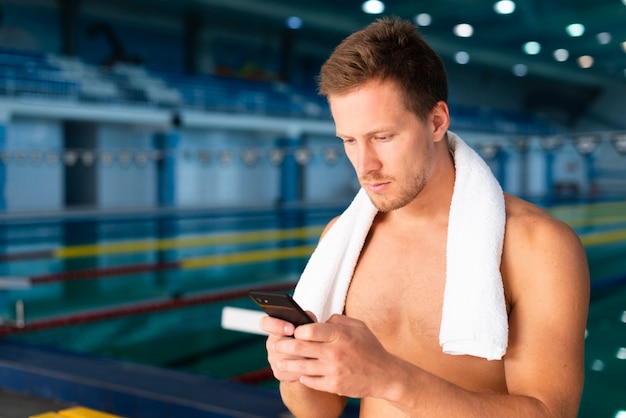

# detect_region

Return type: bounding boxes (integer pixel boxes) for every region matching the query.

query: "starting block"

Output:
[221,306,266,335]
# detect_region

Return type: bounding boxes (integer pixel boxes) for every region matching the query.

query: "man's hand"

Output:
[271,314,399,400]
[259,312,318,382]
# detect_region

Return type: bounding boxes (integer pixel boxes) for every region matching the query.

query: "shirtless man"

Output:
[260,17,589,417]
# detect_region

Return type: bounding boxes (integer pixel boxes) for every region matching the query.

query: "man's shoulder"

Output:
[502,192,586,264]
[501,193,589,306]
[503,193,574,236]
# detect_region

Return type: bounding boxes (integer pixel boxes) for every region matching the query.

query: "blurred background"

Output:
[0,0,624,417]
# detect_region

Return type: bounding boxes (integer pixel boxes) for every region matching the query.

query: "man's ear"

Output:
[431,101,450,142]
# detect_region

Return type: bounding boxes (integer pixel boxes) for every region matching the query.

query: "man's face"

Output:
[329,80,437,212]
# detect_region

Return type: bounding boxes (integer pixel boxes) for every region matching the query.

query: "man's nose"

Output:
[355,142,382,176]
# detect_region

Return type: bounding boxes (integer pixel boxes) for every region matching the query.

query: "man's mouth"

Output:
[363,180,390,192]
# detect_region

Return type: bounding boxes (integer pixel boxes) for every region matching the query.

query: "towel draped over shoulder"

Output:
[293,131,508,361]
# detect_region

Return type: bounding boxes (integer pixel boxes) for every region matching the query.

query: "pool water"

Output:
[582,285,626,417]
[0,201,625,417]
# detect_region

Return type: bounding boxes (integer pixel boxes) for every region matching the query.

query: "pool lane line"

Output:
[0,226,323,262]
[566,213,626,229]
[180,245,316,270]
[54,226,323,259]
[549,200,626,217]
[3,227,626,286]
[30,260,181,285]
[10,244,316,286]
[16,230,619,286]
[42,199,626,258]
[548,201,626,228]
[0,281,298,337]
[44,221,626,260]
[579,228,626,247]
[2,199,626,262]
[231,367,275,385]
[2,199,625,269]
[0,249,55,262]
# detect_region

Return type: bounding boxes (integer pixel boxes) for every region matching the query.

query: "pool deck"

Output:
[0,340,360,418]
[0,388,71,418]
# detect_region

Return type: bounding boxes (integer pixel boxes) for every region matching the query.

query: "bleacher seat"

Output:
[0,48,558,135]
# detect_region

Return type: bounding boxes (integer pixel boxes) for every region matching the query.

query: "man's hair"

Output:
[318,16,448,121]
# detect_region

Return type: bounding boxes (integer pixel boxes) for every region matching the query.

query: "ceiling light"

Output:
[574,134,600,155]
[622,41,626,53]
[566,23,585,37]
[455,51,470,64]
[523,41,541,55]
[453,23,474,37]
[596,32,612,45]
[415,13,432,26]
[512,64,528,77]
[577,55,594,68]
[362,0,385,14]
[553,49,569,62]
[494,0,516,14]
[285,16,302,29]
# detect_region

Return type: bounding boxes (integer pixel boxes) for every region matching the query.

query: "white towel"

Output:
[293,132,508,361]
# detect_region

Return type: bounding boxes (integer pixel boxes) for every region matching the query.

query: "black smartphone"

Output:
[248,291,313,327]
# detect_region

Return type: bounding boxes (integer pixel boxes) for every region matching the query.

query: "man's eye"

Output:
[342,138,355,144]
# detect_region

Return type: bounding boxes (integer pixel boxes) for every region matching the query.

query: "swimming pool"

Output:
[0,200,625,417]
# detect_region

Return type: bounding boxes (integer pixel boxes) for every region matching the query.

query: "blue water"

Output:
[0,201,625,416]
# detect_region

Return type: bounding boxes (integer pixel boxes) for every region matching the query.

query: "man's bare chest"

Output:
[344,231,448,355]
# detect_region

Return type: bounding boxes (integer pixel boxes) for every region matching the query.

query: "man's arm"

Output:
[263,216,347,418]
[261,316,348,417]
[497,204,590,416]
[275,203,589,417]
[383,206,589,416]
[280,380,348,418]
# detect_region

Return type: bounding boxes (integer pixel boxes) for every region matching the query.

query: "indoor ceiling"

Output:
[139,0,626,90]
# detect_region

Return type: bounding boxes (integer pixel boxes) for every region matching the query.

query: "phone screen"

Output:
[248,291,313,327]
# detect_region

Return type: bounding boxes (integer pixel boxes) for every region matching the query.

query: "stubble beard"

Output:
[362,153,433,213]
[366,174,428,212]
